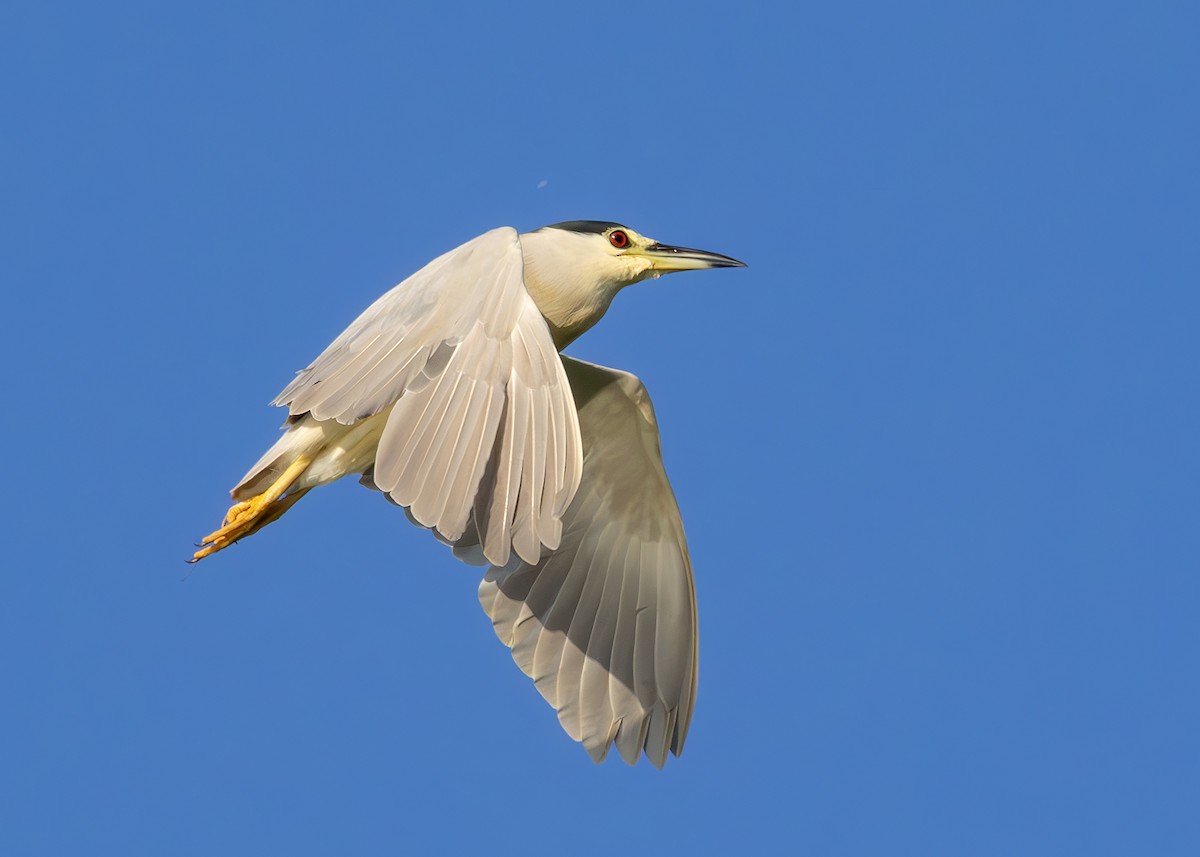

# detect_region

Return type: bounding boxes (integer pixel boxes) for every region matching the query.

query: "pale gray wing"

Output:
[274,227,582,566]
[476,356,698,767]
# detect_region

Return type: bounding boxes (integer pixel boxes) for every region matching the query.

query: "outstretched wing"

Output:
[274,227,582,566]
[476,357,698,767]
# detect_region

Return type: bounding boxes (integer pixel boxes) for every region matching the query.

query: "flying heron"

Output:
[192,221,746,766]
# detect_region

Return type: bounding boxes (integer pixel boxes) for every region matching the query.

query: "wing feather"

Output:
[550,516,616,741]
[483,376,525,567]
[576,533,632,761]
[274,228,581,564]
[609,544,647,765]
[475,356,699,767]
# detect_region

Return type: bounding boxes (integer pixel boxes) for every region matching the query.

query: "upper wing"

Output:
[274,227,582,566]
[476,357,698,767]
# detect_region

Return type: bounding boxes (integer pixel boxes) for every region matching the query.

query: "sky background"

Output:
[3,1,1198,854]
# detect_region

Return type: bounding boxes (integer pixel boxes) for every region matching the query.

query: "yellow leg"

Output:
[190,454,313,563]
[239,486,312,539]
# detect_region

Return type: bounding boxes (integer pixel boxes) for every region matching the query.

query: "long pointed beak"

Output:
[636,242,747,273]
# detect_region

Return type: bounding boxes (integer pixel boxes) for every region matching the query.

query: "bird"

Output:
[191,220,745,766]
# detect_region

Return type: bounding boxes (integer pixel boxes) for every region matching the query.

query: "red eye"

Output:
[608,230,629,248]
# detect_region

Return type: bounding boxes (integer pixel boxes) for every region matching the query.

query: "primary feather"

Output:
[476,358,697,768]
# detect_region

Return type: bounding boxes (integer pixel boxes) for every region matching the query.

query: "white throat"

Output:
[518,229,655,349]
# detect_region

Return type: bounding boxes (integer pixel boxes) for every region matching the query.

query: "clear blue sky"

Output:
[3,2,1197,854]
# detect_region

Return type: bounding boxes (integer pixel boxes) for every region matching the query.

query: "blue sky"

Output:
[3,1,1198,854]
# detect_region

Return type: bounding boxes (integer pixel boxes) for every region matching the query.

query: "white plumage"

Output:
[193,220,744,767]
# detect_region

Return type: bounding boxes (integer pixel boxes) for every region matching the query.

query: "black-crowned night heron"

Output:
[192,221,745,766]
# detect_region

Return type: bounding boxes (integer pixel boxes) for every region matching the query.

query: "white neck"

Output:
[519,229,654,349]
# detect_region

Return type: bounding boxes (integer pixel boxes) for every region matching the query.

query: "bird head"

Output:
[518,220,746,348]
[532,220,746,287]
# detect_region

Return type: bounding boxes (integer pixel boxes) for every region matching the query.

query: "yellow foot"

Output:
[223,499,256,526]
[189,454,313,563]
[191,504,269,562]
